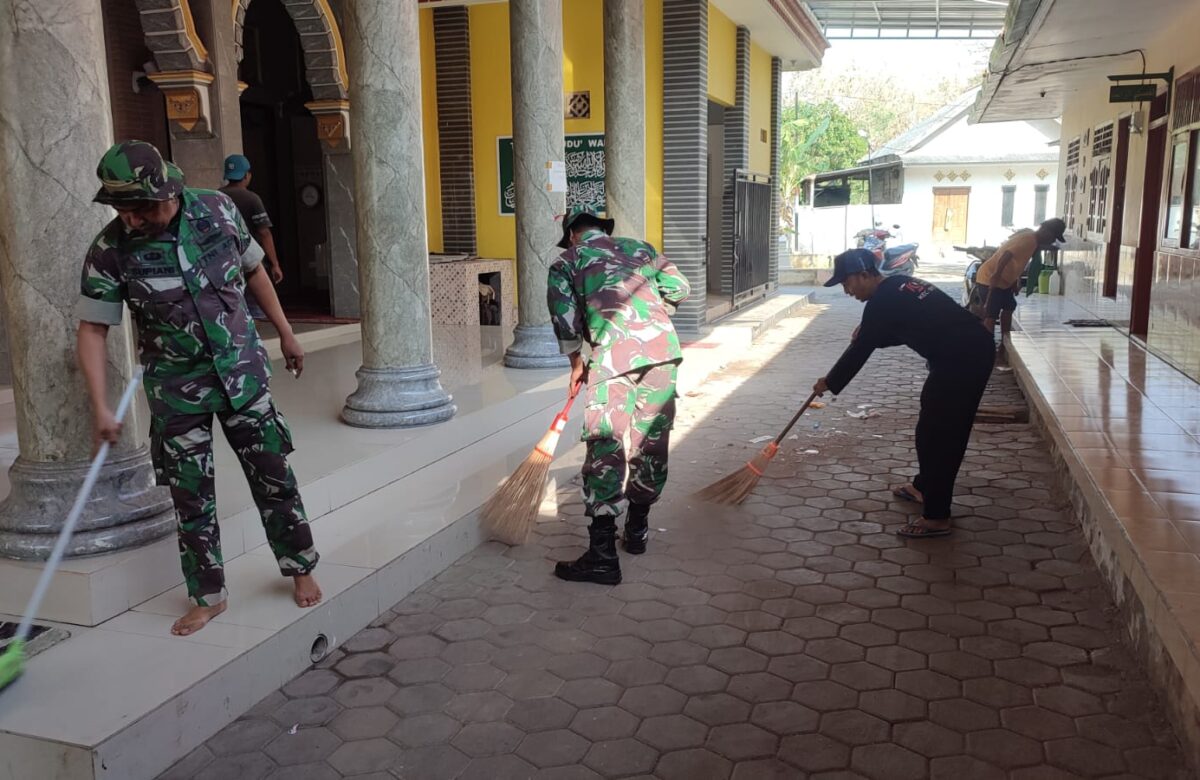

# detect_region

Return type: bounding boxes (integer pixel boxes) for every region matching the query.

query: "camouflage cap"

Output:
[94,140,184,206]
[558,204,615,249]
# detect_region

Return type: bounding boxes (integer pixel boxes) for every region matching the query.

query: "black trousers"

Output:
[911,352,994,521]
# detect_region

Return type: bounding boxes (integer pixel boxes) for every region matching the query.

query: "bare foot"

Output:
[294,574,323,608]
[172,602,227,636]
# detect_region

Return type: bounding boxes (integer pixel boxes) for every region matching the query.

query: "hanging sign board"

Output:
[1109,83,1158,103]
[498,134,606,215]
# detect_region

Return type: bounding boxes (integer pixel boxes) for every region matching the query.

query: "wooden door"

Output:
[1131,94,1170,337]
[932,187,971,245]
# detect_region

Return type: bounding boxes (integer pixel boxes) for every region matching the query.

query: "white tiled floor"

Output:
[0,323,563,624]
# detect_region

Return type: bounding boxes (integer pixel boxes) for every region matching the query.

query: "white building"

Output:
[794,88,1060,265]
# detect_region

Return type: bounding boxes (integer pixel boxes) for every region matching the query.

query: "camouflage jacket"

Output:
[77,188,269,418]
[548,230,690,381]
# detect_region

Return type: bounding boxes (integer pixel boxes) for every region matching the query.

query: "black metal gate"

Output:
[733,170,772,304]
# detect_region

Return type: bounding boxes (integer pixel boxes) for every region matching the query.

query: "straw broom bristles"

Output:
[694,442,780,504]
[480,423,565,546]
[693,390,820,505]
[481,385,581,546]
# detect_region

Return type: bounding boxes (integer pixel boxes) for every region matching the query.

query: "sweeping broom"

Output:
[481,380,583,546]
[694,391,819,505]
[0,369,142,693]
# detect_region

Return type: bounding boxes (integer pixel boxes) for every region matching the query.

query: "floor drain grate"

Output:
[1064,319,1112,327]
[0,621,70,659]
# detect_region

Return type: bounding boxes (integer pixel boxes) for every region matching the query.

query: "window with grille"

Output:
[1084,123,1115,237]
[1093,123,1114,157]
[1000,185,1015,227]
[1164,67,1200,248]
[1034,185,1049,224]
[1066,138,1081,167]
[1172,69,1200,132]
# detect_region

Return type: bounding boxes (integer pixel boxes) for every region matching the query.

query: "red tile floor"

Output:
[161,293,1190,779]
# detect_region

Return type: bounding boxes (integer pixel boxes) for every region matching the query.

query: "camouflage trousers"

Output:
[581,362,678,521]
[151,389,318,606]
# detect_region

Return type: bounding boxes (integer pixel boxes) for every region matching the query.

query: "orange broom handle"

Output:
[549,379,585,434]
[774,391,819,445]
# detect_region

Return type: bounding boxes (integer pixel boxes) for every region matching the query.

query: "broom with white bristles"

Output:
[481,381,583,545]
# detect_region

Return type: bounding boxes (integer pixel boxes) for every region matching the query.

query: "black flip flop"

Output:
[897,523,951,539]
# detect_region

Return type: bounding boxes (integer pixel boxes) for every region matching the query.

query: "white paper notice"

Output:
[546,161,567,193]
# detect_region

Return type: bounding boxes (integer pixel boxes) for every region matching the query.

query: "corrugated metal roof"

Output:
[806,0,1008,39]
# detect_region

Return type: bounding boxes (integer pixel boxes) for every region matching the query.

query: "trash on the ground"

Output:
[656,528,667,533]
[809,401,826,409]
[288,724,299,735]
[847,409,881,419]
[804,449,819,455]
[749,435,773,444]
[996,366,1013,373]
[812,421,821,430]
[787,434,799,440]
[873,434,883,438]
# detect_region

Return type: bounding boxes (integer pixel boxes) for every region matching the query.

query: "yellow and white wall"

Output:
[416,0,777,259]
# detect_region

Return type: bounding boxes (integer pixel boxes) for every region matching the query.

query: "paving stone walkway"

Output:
[161,292,1189,779]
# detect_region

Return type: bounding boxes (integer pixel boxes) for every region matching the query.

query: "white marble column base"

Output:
[342,364,458,428]
[504,324,571,369]
[0,449,175,560]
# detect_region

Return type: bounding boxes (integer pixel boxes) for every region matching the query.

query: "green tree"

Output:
[777,99,866,233]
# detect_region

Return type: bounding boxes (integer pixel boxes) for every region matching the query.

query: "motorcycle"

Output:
[855,223,920,278]
[955,245,994,305]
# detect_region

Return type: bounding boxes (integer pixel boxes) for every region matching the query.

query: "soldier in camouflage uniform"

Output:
[76,141,320,635]
[547,205,690,585]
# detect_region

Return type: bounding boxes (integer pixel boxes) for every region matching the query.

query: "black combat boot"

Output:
[623,503,650,555]
[554,521,622,585]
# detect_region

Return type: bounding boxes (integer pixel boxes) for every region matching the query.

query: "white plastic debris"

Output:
[847,409,881,419]
[749,435,773,444]
[788,434,799,440]
[288,724,299,735]
[804,449,819,455]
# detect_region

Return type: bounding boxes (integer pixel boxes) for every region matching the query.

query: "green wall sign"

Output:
[497,133,606,216]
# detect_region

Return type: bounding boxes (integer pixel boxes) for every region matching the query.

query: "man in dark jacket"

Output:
[814,249,994,538]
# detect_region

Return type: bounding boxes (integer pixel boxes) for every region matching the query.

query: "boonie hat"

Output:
[558,204,615,249]
[223,154,252,182]
[824,248,879,287]
[94,140,184,206]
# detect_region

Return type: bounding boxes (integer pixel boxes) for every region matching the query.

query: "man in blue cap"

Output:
[220,155,283,289]
[812,249,994,539]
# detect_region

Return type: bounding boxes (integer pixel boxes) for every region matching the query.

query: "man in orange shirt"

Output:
[969,218,1066,347]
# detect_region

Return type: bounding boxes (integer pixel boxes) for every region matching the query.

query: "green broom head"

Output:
[0,639,26,692]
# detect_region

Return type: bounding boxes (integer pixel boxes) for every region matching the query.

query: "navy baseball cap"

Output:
[824,248,879,287]
[223,154,251,181]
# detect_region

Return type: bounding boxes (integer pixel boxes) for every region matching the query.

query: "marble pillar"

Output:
[504,0,570,370]
[603,0,646,238]
[340,0,456,428]
[0,0,174,559]
[162,0,244,189]
[324,149,360,319]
